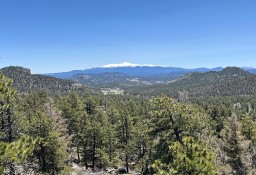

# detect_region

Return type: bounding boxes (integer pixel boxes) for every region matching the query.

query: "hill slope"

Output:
[0,66,92,95]
[126,67,256,97]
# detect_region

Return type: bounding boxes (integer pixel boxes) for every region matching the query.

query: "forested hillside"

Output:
[2,71,256,174]
[0,66,92,95]
[126,67,256,97]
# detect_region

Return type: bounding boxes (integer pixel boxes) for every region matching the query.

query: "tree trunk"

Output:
[83,144,88,169]
[6,97,15,175]
[125,154,129,173]
[77,144,81,163]
[92,131,96,170]
[40,143,46,172]
[109,138,113,162]
[9,164,15,175]
[0,101,4,131]
[174,128,183,145]
[125,117,129,173]
[7,98,13,143]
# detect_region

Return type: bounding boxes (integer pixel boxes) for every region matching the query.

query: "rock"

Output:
[106,167,116,174]
[116,168,127,174]
[107,169,116,174]
[74,159,80,164]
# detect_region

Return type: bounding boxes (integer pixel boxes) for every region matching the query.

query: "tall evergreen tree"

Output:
[60,92,84,164]
[221,114,246,174]
[0,75,39,174]
[153,136,217,175]
[20,92,70,174]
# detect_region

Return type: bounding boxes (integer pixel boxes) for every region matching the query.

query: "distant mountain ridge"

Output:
[47,62,256,79]
[0,66,92,95]
[46,63,256,89]
[125,67,256,97]
[47,63,224,79]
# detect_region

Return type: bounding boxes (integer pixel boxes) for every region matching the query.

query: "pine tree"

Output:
[221,113,246,174]
[153,136,217,175]
[60,92,84,164]
[132,116,152,173]
[20,91,70,174]
[116,109,134,173]
[0,136,39,174]
[241,115,256,141]
[0,75,39,174]
[149,97,212,164]
[99,108,119,167]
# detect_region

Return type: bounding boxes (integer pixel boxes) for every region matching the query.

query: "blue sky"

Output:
[0,0,256,73]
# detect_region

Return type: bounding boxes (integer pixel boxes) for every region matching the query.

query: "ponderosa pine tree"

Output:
[0,136,38,174]
[131,115,152,173]
[153,136,217,175]
[60,92,84,163]
[0,75,39,174]
[98,107,119,167]
[20,91,69,174]
[0,75,18,174]
[116,108,134,173]
[221,113,246,175]
[149,97,215,174]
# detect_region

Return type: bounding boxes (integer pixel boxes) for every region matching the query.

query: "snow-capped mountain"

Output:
[47,62,224,79]
[101,62,167,68]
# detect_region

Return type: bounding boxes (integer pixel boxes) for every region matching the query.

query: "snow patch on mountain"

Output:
[101,62,168,68]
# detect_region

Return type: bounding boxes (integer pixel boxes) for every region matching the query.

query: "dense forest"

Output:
[0,66,93,95]
[2,67,256,175]
[125,67,256,98]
